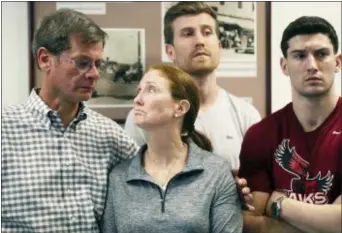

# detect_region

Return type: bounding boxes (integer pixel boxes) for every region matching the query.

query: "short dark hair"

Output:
[281,16,339,57]
[164,2,219,44]
[32,8,107,66]
[147,64,213,152]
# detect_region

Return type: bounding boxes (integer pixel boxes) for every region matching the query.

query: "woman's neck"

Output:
[144,132,188,187]
[145,133,188,166]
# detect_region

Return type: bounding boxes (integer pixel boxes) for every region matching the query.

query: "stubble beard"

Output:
[297,84,333,99]
[178,60,218,78]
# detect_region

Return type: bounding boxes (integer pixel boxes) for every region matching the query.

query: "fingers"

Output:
[244,194,253,203]
[246,204,255,211]
[242,187,255,211]
[237,178,247,187]
[241,198,255,211]
[232,172,255,211]
[242,187,251,195]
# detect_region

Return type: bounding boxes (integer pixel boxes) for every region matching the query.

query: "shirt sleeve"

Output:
[110,122,139,167]
[124,109,147,146]
[210,161,243,233]
[238,123,273,194]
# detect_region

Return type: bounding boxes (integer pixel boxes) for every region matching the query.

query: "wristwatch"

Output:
[271,196,287,220]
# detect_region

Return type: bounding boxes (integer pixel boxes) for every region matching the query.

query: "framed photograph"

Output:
[211,2,257,78]
[86,28,145,120]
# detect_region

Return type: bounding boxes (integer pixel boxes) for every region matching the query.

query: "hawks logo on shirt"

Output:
[274,139,333,204]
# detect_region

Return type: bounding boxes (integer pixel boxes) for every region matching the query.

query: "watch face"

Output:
[271,202,280,219]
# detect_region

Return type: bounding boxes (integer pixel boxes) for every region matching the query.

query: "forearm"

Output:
[243,211,304,233]
[281,199,342,233]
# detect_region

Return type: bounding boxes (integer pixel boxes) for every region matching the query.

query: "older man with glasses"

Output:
[1,8,138,233]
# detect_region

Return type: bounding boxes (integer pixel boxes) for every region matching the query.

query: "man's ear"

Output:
[174,99,190,118]
[280,57,289,76]
[335,53,342,73]
[37,47,53,71]
[219,40,222,49]
[165,44,176,62]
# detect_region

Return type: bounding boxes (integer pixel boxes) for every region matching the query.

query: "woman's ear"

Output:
[174,99,190,118]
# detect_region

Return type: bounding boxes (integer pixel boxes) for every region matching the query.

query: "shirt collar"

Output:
[126,141,205,183]
[26,88,88,122]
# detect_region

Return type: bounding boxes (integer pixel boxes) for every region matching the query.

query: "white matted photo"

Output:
[86,28,145,108]
[161,1,257,77]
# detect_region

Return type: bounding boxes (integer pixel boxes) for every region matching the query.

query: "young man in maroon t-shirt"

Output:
[239,16,341,233]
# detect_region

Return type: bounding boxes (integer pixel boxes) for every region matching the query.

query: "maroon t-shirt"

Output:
[239,98,341,204]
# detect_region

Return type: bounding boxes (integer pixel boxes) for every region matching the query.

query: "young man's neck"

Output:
[192,72,220,112]
[292,92,339,132]
[39,86,79,127]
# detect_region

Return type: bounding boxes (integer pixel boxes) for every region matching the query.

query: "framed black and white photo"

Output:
[210,2,257,77]
[86,28,145,118]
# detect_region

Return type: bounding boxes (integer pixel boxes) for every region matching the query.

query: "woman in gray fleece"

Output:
[101,64,243,233]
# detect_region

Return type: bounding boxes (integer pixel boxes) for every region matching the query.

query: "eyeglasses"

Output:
[59,54,104,73]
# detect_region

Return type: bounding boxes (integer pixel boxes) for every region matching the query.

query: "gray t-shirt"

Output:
[101,142,243,233]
